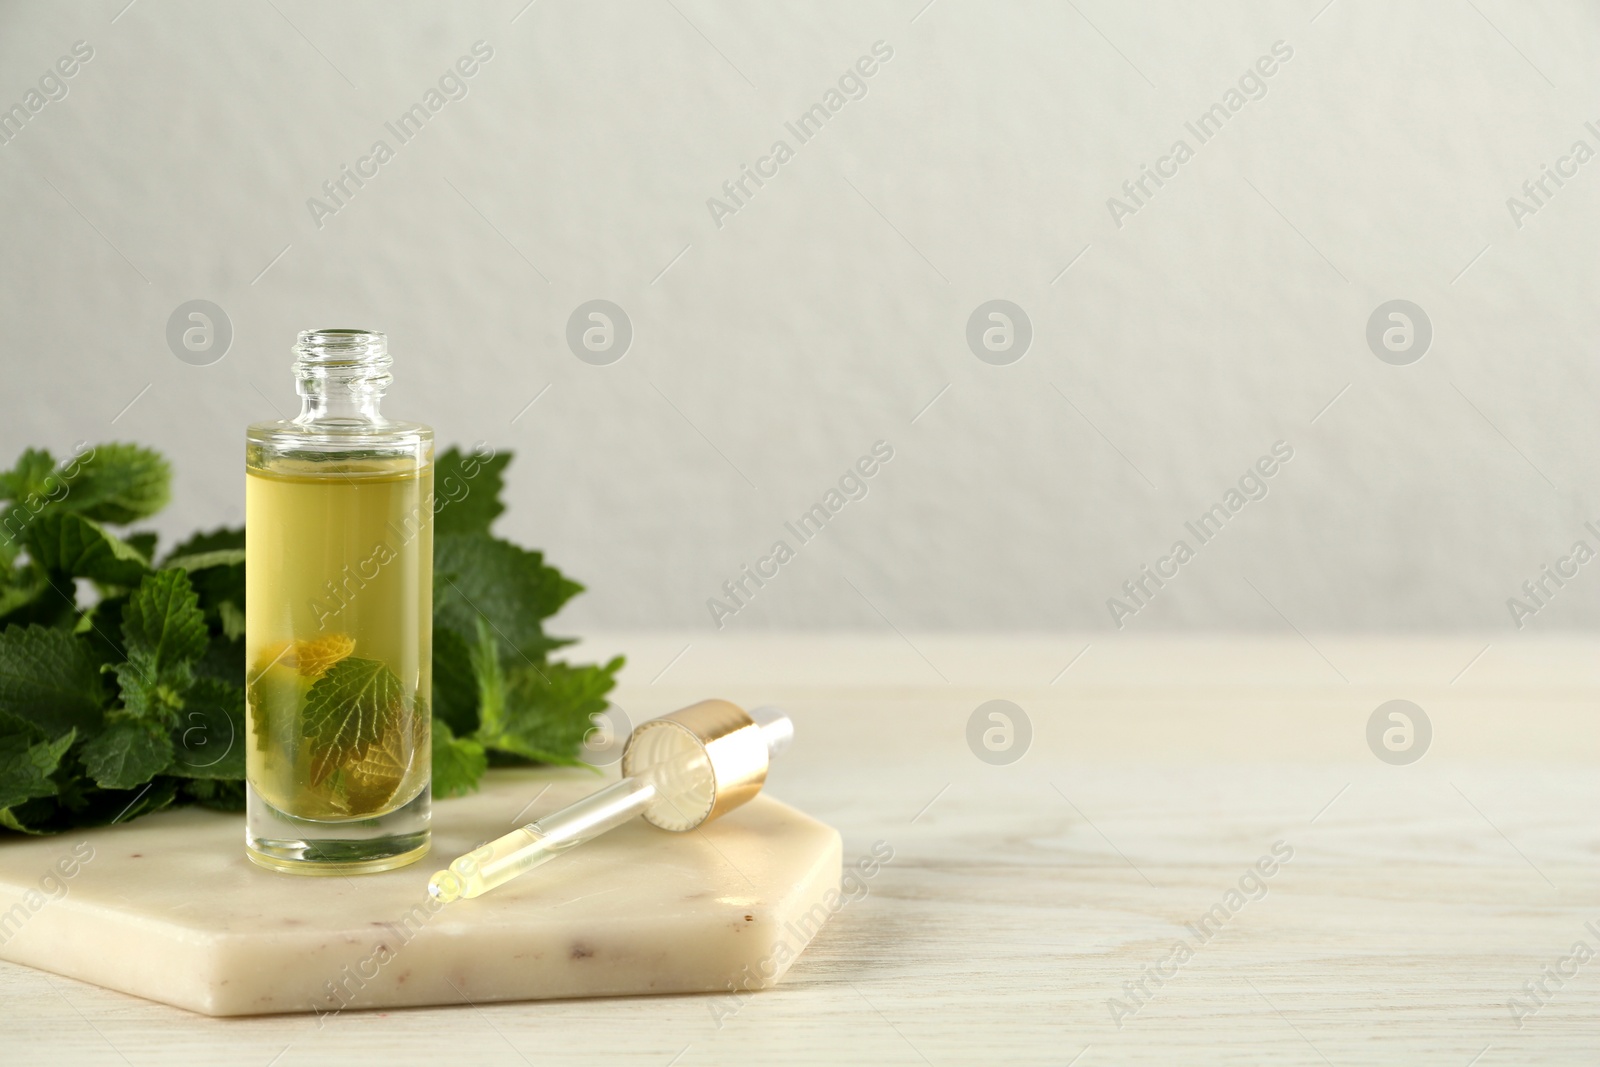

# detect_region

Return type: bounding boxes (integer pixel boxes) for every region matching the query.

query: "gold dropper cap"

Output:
[622,699,778,831]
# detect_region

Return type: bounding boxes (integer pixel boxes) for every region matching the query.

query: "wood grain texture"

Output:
[6,634,1599,1065]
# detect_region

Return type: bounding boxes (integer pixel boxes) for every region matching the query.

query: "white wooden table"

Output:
[8,634,1599,1065]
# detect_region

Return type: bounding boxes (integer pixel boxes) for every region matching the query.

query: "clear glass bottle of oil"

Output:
[245,329,433,874]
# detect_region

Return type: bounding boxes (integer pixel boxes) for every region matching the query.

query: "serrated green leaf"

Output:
[167,677,245,780]
[121,569,208,674]
[165,549,246,639]
[80,720,172,790]
[432,446,511,537]
[61,442,171,525]
[41,728,74,765]
[0,447,59,502]
[0,516,20,568]
[431,625,478,736]
[433,533,581,664]
[0,624,108,735]
[180,777,246,812]
[0,708,44,742]
[468,615,618,768]
[162,548,246,573]
[0,806,46,833]
[0,448,69,565]
[0,562,51,625]
[247,649,308,766]
[468,615,507,735]
[1,446,78,572]
[111,779,179,823]
[76,593,129,666]
[113,661,187,724]
[467,601,620,767]
[302,656,405,784]
[161,526,244,563]
[124,531,159,563]
[194,633,243,687]
[339,708,427,814]
[430,718,486,797]
[39,777,180,830]
[22,510,151,586]
[0,728,76,809]
[488,658,622,767]
[216,601,245,641]
[115,570,207,727]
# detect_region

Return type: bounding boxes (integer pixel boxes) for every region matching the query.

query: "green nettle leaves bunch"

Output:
[0,442,621,834]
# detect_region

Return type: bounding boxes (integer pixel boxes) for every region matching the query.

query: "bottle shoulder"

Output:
[246,419,433,470]
[247,418,433,444]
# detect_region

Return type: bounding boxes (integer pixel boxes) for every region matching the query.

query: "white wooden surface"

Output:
[7,633,1600,1065]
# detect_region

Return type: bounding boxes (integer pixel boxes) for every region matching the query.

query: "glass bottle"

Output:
[244,329,434,874]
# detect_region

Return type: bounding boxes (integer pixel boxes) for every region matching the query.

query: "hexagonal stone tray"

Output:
[0,768,841,1016]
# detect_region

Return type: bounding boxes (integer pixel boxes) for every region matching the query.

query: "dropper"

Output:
[428,700,793,903]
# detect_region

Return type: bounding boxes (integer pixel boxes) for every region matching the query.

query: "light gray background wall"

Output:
[0,1,1596,635]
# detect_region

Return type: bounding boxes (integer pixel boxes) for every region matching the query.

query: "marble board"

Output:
[0,767,843,1016]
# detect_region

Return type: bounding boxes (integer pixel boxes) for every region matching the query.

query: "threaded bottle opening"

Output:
[295,328,389,363]
[292,328,393,421]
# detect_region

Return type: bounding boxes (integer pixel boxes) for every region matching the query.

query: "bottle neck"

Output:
[292,329,393,427]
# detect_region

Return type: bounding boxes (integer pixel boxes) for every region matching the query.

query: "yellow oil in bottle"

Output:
[244,457,433,823]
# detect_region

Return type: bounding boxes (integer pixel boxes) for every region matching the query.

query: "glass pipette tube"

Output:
[427,706,790,903]
[428,775,661,902]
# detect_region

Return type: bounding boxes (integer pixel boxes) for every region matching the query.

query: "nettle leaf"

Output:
[0,806,52,834]
[341,710,427,813]
[1,772,187,833]
[162,525,244,562]
[81,719,173,790]
[0,728,76,809]
[114,660,188,723]
[105,779,180,825]
[61,442,171,525]
[431,626,479,736]
[0,446,109,570]
[194,632,244,687]
[246,648,307,762]
[124,531,159,563]
[167,677,246,781]
[23,511,151,586]
[432,446,511,537]
[0,562,49,621]
[122,569,208,674]
[468,616,508,738]
[0,708,44,742]
[469,617,617,768]
[180,777,246,812]
[431,718,486,798]
[0,448,67,565]
[302,656,405,784]
[0,447,60,502]
[492,659,622,767]
[164,549,245,639]
[0,514,22,568]
[0,624,108,735]
[163,548,246,574]
[216,602,245,641]
[0,566,77,629]
[433,532,582,664]
[116,569,208,727]
[77,593,129,666]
